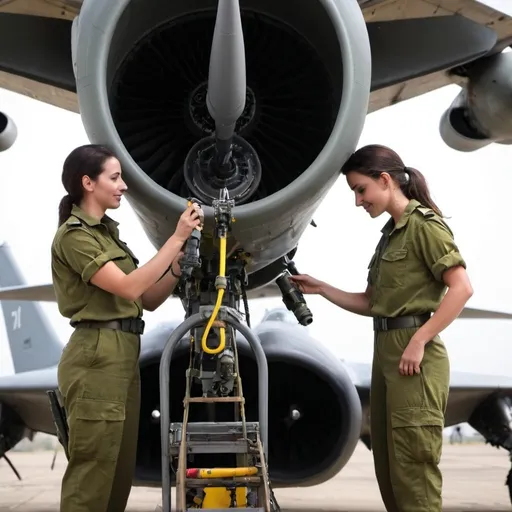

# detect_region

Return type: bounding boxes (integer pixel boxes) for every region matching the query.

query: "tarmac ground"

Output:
[0,441,510,511]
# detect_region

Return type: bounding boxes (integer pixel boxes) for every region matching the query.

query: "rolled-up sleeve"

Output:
[58,228,126,283]
[414,219,467,282]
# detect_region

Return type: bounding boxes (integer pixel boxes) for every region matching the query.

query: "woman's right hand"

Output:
[174,203,203,243]
[289,274,325,295]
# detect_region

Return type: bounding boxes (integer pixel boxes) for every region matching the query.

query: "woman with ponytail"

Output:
[51,144,203,512]
[290,144,473,512]
[58,194,75,226]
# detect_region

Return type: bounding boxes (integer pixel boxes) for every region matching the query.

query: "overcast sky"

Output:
[482,0,511,15]
[1,10,512,378]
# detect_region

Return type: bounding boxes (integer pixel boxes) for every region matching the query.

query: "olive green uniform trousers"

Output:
[57,327,141,512]
[370,327,449,512]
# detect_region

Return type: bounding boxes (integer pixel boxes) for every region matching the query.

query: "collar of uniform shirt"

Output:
[380,199,421,235]
[70,204,120,228]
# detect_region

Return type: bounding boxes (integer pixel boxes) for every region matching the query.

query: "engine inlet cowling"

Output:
[109,11,336,205]
[439,51,512,152]
[0,112,17,152]
[73,0,371,272]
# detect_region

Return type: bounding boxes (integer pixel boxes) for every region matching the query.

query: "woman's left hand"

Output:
[399,338,425,376]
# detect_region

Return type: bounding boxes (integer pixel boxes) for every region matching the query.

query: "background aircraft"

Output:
[1,241,512,499]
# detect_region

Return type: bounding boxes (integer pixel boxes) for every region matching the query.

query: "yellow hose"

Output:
[201,235,227,354]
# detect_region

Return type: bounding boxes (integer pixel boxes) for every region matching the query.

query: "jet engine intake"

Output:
[0,112,17,152]
[72,0,371,275]
[439,51,512,152]
[468,392,512,451]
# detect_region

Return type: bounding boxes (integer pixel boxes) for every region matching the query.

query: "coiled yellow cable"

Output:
[201,235,227,354]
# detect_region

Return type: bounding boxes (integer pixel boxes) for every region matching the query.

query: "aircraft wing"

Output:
[344,360,512,434]
[3,336,512,439]
[0,368,58,436]
[0,0,511,115]
[0,283,57,302]
[2,282,512,321]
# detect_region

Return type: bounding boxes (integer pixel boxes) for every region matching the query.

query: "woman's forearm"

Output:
[141,269,180,311]
[122,235,183,300]
[320,283,372,317]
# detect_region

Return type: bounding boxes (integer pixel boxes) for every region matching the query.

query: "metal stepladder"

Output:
[158,306,275,511]
[157,192,280,511]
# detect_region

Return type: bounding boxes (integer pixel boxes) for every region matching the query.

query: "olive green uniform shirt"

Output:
[367,199,466,318]
[51,205,142,324]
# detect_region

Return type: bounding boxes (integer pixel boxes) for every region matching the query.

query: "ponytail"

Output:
[58,194,75,227]
[340,144,444,217]
[404,167,443,217]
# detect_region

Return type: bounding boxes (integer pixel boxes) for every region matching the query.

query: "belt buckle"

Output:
[125,318,144,335]
[373,317,388,332]
[120,318,136,333]
[131,318,141,334]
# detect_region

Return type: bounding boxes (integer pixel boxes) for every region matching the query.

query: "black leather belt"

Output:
[72,318,145,335]
[373,313,431,332]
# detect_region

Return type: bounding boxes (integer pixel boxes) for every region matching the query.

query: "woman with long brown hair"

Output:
[291,144,473,511]
[51,144,202,511]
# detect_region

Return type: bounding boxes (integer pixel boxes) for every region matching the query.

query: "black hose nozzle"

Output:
[180,229,202,280]
[276,271,313,326]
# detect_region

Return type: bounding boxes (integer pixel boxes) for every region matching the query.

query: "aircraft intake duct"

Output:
[73,0,371,276]
[0,112,17,152]
[136,325,363,487]
[439,51,512,152]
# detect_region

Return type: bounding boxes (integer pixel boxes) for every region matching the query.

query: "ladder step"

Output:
[186,476,261,488]
[172,440,256,455]
[185,396,244,403]
[171,421,260,435]
[169,421,262,455]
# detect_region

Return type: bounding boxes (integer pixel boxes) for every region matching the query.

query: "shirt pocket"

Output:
[378,248,408,288]
[367,252,378,285]
[117,238,139,266]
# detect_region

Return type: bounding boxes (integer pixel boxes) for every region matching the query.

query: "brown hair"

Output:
[58,144,117,226]
[340,144,443,217]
